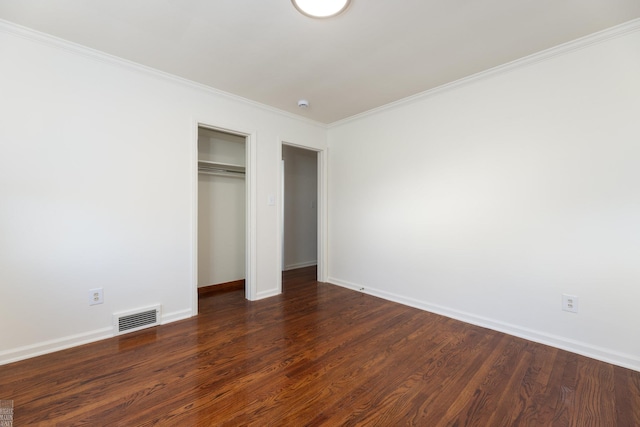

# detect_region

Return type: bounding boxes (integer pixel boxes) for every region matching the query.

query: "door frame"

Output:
[192,121,257,315]
[278,140,327,291]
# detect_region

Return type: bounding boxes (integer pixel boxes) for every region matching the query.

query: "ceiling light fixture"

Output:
[291,0,351,18]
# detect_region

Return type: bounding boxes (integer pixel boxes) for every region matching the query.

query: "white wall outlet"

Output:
[89,288,104,306]
[562,294,578,313]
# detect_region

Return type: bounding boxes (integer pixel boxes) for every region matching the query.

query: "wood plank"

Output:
[0,266,638,425]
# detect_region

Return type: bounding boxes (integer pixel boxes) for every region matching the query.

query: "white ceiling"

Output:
[1,0,640,124]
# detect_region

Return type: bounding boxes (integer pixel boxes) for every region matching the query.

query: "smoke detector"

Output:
[298,99,309,108]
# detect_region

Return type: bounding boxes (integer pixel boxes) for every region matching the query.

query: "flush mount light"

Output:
[291,0,351,18]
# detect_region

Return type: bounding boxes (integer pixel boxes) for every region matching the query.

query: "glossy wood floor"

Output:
[1,267,639,426]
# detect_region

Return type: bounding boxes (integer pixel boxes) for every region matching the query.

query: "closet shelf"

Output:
[198,160,245,178]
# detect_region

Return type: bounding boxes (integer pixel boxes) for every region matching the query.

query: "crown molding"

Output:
[0,19,327,129]
[329,18,640,128]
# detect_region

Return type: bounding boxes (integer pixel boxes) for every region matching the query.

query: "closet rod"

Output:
[198,170,245,179]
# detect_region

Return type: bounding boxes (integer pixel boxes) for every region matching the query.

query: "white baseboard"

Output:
[255,289,281,300]
[0,327,114,366]
[0,308,195,366]
[283,260,317,271]
[327,276,640,372]
[161,308,193,325]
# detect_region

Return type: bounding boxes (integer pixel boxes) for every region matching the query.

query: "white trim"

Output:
[281,159,286,272]
[276,141,284,295]
[256,289,281,300]
[283,260,318,271]
[191,122,200,316]
[317,147,328,283]
[329,18,640,128]
[245,131,258,301]
[0,19,326,129]
[161,308,192,325]
[327,277,640,372]
[0,327,113,366]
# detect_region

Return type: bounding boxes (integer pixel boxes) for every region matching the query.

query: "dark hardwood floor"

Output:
[1,266,639,426]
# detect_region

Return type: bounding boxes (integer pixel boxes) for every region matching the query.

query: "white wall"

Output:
[0,22,326,364]
[327,25,640,371]
[198,130,246,287]
[282,145,317,270]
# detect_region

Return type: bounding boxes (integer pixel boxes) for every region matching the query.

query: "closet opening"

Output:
[196,126,248,303]
[281,144,319,280]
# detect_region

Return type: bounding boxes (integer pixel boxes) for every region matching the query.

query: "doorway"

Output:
[281,144,319,278]
[195,125,256,311]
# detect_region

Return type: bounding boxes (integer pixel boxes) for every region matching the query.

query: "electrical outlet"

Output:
[562,294,578,313]
[89,288,104,306]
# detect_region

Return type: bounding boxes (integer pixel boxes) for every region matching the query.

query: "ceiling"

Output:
[1,1,640,124]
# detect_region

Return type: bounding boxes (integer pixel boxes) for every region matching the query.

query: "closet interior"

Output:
[197,127,246,290]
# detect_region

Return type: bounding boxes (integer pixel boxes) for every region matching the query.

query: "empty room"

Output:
[1,1,639,425]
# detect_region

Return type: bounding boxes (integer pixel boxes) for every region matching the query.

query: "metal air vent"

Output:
[113,305,161,335]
